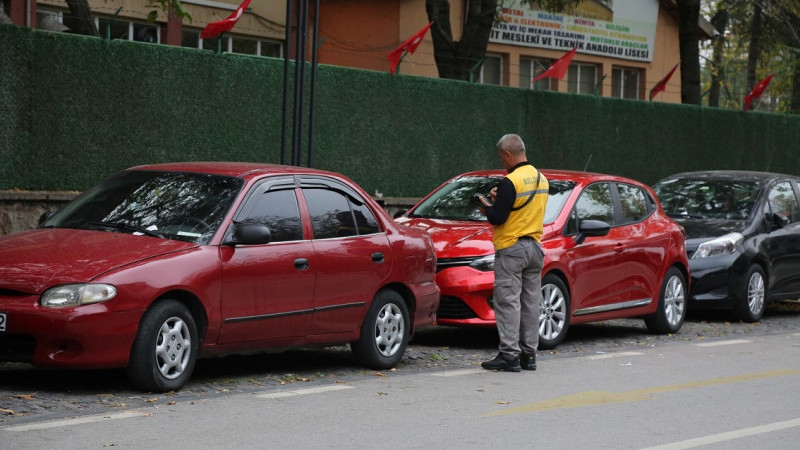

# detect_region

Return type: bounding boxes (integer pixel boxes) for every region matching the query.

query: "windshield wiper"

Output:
[88,221,165,238]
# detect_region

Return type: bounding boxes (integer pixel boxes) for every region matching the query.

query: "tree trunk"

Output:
[425,0,497,81]
[709,1,729,108]
[791,53,800,114]
[745,1,763,97]
[675,0,702,105]
[65,0,99,37]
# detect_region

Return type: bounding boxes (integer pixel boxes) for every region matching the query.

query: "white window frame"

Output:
[612,67,640,99]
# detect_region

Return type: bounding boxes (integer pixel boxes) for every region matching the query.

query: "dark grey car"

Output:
[653,171,800,322]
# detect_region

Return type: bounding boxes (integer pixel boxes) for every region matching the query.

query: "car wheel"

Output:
[127,299,198,392]
[539,274,570,350]
[644,267,686,334]
[734,265,766,322]
[351,290,409,370]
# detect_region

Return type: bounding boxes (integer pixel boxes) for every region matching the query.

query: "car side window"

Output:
[617,183,650,224]
[304,188,380,239]
[768,181,800,223]
[565,182,615,234]
[240,189,304,242]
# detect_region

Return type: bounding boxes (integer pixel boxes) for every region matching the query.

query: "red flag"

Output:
[744,74,774,111]
[200,0,251,40]
[649,63,679,101]
[532,47,577,83]
[388,22,433,75]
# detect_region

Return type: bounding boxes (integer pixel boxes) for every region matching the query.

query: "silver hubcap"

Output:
[155,317,191,380]
[374,303,405,357]
[747,271,765,314]
[540,283,566,341]
[663,275,685,327]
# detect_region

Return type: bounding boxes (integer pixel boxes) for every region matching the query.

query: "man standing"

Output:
[476,134,548,372]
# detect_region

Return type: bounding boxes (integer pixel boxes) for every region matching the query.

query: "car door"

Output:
[611,182,666,305]
[565,182,627,315]
[218,176,316,344]
[763,180,800,297]
[299,177,392,335]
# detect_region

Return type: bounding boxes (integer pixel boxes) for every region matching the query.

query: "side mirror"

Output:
[223,222,271,246]
[770,212,790,230]
[575,219,610,245]
[37,211,57,227]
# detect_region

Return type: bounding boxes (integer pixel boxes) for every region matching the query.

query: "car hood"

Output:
[670,217,746,240]
[0,228,198,294]
[397,217,494,259]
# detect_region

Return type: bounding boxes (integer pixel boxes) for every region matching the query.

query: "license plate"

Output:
[0,312,6,332]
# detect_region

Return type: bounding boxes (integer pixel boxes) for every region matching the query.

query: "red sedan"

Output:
[396,169,689,349]
[0,162,439,391]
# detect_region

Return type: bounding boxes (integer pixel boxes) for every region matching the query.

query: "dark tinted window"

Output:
[617,183,650,224]
[240,189,303,242]
[305,189,381,239]
[566,182,614,234]
[768,181,800,223]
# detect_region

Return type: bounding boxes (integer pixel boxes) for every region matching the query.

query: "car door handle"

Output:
[294,258,309,270]
[614,244,626,253]
[371,252,385,263]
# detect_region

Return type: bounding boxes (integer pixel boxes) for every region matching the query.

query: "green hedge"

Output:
[2,24,800,197]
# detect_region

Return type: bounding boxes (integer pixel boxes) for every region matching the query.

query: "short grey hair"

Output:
[496,134,526,155]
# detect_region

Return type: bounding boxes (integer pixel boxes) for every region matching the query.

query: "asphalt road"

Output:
[1,300,799,437]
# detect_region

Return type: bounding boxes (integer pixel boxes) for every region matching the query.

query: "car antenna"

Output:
[583,154,593,172]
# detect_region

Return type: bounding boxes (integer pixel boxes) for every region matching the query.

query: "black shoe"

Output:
[481,353,521,372]
[520,351,537,371]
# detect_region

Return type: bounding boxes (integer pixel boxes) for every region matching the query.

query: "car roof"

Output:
[457,168,640,185]
[656,170,800,183]
[127,161,343,180]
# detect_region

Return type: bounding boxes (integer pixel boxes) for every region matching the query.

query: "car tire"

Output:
[733,265,766,323]
[539,274,570,350]
[351,290,409,370]
[127,299,198,392]
[644,267,687,334]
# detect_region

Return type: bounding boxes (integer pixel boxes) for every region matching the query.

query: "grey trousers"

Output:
[493,237,544,357]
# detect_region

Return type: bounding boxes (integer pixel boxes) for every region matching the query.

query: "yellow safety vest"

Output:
[492,165,549,250]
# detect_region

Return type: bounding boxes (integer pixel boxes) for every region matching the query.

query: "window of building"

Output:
[480,54,503,85]
[185,30,282,57]
[519,57,555,91]
[567,63,597,95]
[95,18,159,43]
[612,67,640,99]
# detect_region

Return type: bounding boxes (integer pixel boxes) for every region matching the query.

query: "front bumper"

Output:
[688,253,748,309]
[0,294,142,369]
[434,267,496,327]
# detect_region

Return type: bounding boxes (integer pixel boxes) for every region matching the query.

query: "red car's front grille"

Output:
[437,296,479,319]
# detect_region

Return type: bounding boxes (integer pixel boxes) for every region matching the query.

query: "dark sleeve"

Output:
[486,177,515,225]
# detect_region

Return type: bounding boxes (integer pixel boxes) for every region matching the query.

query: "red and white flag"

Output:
[532,47,577,83]
[744,74,774,111]
[200,0,252,40]
[649,63,679,101]
[388,22,433,75]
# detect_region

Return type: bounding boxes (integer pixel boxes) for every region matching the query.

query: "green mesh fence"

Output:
[2,24,800,197]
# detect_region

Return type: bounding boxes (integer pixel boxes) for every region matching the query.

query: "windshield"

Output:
[653,178,761,220]
[409,175,575,224]
[42,170,244,244]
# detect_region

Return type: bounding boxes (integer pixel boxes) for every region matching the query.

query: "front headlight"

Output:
[692,232,744,259]
[41,284,117,308]
[470,254,495,272]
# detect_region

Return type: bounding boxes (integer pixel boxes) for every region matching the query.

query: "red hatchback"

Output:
[0,162,439,391]
[396,169,689,349]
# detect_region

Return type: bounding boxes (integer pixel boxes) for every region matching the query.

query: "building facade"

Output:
[3,0,711,103]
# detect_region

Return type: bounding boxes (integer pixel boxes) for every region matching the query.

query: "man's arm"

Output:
[485,178,515,225]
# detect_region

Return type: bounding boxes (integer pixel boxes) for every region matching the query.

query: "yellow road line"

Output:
[484,369,800,417]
